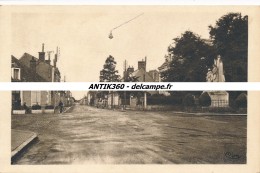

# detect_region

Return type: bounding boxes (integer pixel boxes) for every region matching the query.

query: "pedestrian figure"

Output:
[59,101,64,113]
[23,102,29,114]
[15,98,21,110]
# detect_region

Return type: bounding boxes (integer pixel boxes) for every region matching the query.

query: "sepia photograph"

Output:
[11,91,247,165]
[0,4,259,173]
[11,90,247,164]
[9,6,248,83]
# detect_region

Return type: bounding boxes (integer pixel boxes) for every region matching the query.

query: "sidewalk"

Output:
[11,129,38,161]
[92,105,247,116]
[167,111,247,116]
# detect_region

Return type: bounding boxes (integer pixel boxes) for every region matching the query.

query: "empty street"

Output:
[12,104,246,164]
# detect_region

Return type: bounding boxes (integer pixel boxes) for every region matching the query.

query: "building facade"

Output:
[11,44,72,112]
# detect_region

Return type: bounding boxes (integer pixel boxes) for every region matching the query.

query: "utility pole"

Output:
[123,60,127,110]
[143,57,147,110]
[144,73,147,110]
[111,71,114,110]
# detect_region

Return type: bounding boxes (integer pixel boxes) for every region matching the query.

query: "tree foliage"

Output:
[99,55,121,82]
[161,13,248,83]
[235,93,247,108]
[98,55,121,100]
[199,92,211,107]
[161,31,215,82]
[209,13,248,82]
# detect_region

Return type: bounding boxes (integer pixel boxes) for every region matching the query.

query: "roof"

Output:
[158,61,169,71]
[11,55,47,82]
[148,69,159,73]
[19,52,55,69]
[131,68,155,82]
[19,53,35,68]
[18,52,60,82]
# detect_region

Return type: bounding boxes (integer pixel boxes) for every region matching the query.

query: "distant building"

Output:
[59,91,74,107]
[126,57,159,108]
[158,53,173,81]
[129,57,159,83]
[158,53,173,96]
[148,70,159,82]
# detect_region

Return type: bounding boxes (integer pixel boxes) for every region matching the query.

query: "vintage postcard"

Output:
[0,5,260,173]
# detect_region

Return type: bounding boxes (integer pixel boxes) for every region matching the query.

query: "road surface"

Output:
[11,104,246,164]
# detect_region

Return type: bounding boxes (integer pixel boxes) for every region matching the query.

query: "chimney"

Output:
[45,52,51,65]
[39,43,45,61]
[53,46,59,67]
[138,57,146,71]
[45,60,51,65]
[53,54,57,68]
[125,66,134,79]
[45,57,51,65]
[127,66,134,74]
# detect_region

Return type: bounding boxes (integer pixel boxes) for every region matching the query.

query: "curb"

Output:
[170,111,247,116]
[90,105,247,116]
[63,106,73,113]
[11,131,38,161]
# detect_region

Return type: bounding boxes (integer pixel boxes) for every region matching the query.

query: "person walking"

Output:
[58,101,64,113]
[23,102,29,114]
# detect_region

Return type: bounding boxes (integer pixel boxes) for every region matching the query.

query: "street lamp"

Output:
[108,13,144,40]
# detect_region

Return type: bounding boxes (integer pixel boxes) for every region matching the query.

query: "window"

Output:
[12,68,20,80]
[31,91,41,105]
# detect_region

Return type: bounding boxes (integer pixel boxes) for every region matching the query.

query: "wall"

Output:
[40,91,48,106]
[22,91,31,106]
[36,62,52,82]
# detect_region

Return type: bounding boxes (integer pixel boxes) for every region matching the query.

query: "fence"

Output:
[210,100,229,107]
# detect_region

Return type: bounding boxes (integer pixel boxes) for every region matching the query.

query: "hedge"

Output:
[182,94,195,107]
[147,95,182,105]
[199,92,211,107]
[235,93,247,108]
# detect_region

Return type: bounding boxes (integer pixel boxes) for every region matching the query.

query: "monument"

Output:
[204,55,229,107]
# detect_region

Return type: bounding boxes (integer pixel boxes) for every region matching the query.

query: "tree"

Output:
[183,93,195,112]
[209,13,248,82]
[99,55,121,82]
[161,31,215,82]
[98,55,121,103]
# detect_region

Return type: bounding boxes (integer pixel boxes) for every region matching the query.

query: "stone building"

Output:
[129,57,159,83]
[125,57,159,109]
[18,44,61,82]
[157,53,173,96]
[11,44,71,111]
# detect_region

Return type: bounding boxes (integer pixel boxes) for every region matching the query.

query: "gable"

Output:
[19,53,35,68]
[131,69,155,82]
[11,55,47,82]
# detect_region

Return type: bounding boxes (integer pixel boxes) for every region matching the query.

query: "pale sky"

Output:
[9,6,249,99]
